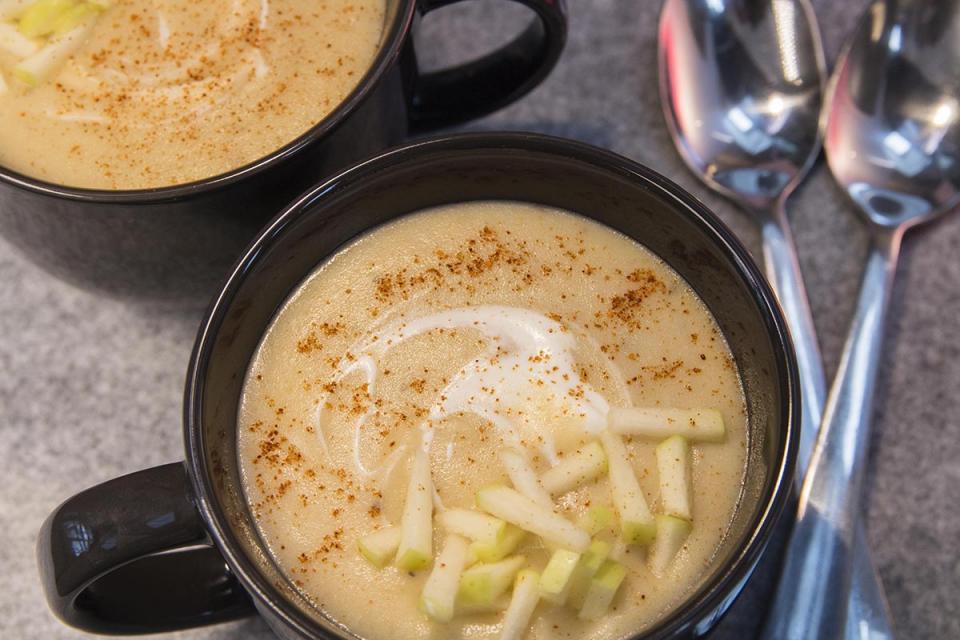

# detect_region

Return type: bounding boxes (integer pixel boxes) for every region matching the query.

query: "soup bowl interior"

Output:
[186,134,798,639]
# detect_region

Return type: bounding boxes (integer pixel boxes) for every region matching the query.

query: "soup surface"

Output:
[0,0,384,189]
[238,202,748,639]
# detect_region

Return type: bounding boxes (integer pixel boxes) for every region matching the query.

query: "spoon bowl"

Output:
[824,1,960,228]
[659,0,826,211]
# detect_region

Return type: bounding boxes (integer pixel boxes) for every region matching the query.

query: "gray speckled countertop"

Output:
[2,1,959,638]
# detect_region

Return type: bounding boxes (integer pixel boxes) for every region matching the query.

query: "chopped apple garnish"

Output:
[567,539,612,609]
[609,538,627,562]
[0,0,34,20]
[5,0,104,88]
[607,407,725,442]
[457,555,526,608]
[499,448,553,508]
[648,515,691,577]
[419,534,470,623]
[357,526,401,568]
[52,1,100,35]
[14,21,92,86]
[439,509,508,547]
[476,484,590,552]
[656,435,692,520]
[0,21,38,57]
[468,524,526,564]
[500,569,541,640]
[539,440,607,496]
[17,0,74,38]
[599,431,656,545]
[395,447,433,571]
[577,560,627,621]
[538,548,581,605]
[577,505,615,536]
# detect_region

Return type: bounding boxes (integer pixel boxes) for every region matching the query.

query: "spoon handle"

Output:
[760,208,827,471]
[762,228,902,639]
[759,206,894,639]
[848,527,896,640]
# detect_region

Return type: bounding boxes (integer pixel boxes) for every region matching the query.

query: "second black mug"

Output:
[0,0,566,304]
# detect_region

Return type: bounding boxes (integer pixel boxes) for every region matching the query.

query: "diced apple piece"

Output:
[476,484,590,552]
[621,520,656,546]
[53,2,101,35]
[656,435,692,520]
[465,547,478,567]
[0,0,34,20]
[500,569,541,640]
[439,509,508,546]
[14,22,92,87]
[357,526,401,568]
[599,431,656,545]
[539,441,607,496]
[577,560,627,621]
[0,22,39,57]
[608,539,629,564]
[395,447,433,571]
[469,524,526,564]
[608,407,725,442]
[567,539,612,609]
[419,534,470,623]
[538,548,580,605]
[577,505,615,536]
[648,515,691,577]
[457,555,526,608]
[499,448,553,508]
[18,0,75,38]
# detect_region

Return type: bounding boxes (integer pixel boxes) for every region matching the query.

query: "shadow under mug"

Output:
[37,133,799,638]
[0,0,566,306]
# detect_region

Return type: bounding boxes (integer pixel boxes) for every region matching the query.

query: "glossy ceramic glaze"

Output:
[0,0,566,305]
[37,134,799,639]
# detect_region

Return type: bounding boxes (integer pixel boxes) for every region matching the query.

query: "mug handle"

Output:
[408,0,567,132]
[37,462,255,634]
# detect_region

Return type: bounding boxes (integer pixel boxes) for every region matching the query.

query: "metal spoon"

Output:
[762,0,960,637]
[658,1,893,637]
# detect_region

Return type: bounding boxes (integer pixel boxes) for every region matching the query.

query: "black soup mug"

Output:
[0,0,566,305]
[37,134,799,638]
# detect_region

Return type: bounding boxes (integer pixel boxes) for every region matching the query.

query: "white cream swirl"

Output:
[316,306,614,478]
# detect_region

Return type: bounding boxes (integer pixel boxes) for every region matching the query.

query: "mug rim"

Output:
[185,132,800,639]
[0,0,416,205]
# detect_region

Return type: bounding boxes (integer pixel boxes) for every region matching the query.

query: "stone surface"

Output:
[2,1,958,638]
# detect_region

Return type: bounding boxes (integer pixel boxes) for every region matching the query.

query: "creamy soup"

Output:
[0,0,384,189]
[238,202,748,640]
